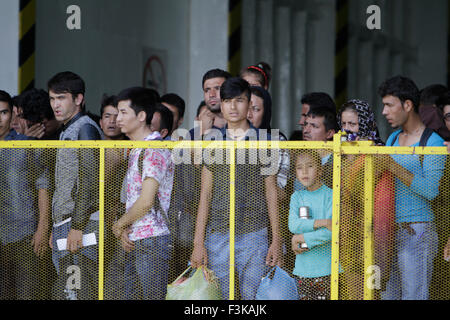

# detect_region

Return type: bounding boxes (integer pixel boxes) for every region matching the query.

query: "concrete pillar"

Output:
[356,40,374,104]
[306,0,336,95]
[241,0,257,68]
[0,0,19,95]
[292,10,308,127]
[256,0,274,69]
[273,6,292,135]
[373,46,392,141]
[186,0,228,128]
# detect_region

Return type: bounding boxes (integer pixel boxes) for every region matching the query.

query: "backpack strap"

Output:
[418,128,434,166]
[390,128,433,166]
[419,127,434,147]
[389,131,401,147]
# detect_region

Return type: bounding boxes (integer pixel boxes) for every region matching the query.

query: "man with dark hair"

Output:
[419,84,450,141]
[298,92,337,129]
[150,103,174,140]
[190,77,282,300]
[378,75,446,300]
[48,71,104,300]
[303,107,338,142]
[99,94,125,141]
[161,93,185,133]
[112,87,174,300]
[201,68,232,130]
[18,88,61,140]
[0,90,50,299]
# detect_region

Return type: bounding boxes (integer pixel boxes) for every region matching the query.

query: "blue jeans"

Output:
[51,220,99,300]
[124,235,173,300]
[206,227,269,300]
[381,222,438,300]
[51,219,98,273]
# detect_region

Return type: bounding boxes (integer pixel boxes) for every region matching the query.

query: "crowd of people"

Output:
[0,63,449,301]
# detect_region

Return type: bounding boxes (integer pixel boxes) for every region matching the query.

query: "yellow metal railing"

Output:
[0,136,447,301]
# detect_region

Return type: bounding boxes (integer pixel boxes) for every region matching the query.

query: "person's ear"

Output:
[326,129,335,140]
[137,110,147,123]
[74,93,84,107]
[403,100,414,113]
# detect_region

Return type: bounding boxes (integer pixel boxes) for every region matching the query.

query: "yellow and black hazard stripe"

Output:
[18,0,36,94]
[228,0,242,76]
[335,0,349,110]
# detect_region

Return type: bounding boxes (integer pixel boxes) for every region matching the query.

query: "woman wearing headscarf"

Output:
[337,99,384,145]
[337,99,395,300]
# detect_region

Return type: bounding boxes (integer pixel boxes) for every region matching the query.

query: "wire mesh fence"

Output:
[0,136,448,300]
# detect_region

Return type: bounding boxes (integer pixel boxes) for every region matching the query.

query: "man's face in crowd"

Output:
[117,100,143,137]
[100,105,122,139]
[221,92,250,125]
[203,77,226,113]
[303,115,334,141]
[382,95,409,129]
[49,90,82,125]
[444,105,450,131]
[298,103,311,128]
[0,102,12,140]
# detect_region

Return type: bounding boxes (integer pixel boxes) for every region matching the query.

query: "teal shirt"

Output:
[386,129,446,223]
[288,185,333,278]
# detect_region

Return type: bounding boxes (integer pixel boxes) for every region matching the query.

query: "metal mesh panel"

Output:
[0,138,448,300]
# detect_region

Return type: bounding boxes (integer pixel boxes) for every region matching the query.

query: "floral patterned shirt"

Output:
[126,132,174,241]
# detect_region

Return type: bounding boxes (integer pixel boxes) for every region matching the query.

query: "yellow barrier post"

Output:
[363,152,375,300]
[98,147,105,300]
[229,141,236,300]
[330,133,343,300]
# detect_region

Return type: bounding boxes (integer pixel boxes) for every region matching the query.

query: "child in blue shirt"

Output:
[289,150,333,300]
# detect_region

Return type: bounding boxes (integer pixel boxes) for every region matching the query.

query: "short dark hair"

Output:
[220,77,251,101]
[0,90,13,112]
[378,75,420,112]
[47,71,85,99]
[19,88,54,124]
[240,62,272,88]
[100,94,117,116]
[161,93,185,118]
[202,68,232,88]
[156,103,174,136]
[307,106,339,132]
[420,84,448,106]
[12,95,20,108]
[196,100,207,117]
[436,90,450,112]
[301,92,336,114]
[116,87,158,125]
